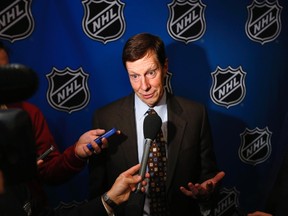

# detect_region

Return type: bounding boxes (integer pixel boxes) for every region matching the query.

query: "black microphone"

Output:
[136,111,162,192]
[0,64,39,104]
[125,111,162,216]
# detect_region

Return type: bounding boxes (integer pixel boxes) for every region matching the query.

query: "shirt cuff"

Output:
[101,195,115,216]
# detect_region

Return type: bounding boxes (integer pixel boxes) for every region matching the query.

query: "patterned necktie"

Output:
[147,109,167,215]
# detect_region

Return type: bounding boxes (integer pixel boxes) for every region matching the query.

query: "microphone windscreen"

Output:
[0,64,39,104]
[143,112,162,140]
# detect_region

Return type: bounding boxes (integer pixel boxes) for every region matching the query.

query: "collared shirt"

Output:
[134,92,168,215]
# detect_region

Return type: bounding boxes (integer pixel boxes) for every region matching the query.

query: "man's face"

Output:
[126,51,167,107]
[0,49,9,66]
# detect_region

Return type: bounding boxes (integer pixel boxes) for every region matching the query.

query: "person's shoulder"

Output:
[21,101,43,113]
[8,101,40,111]
[7,101,46,124]
[16,102,45,118]
[171,94,206,109]
[97,94,133,112]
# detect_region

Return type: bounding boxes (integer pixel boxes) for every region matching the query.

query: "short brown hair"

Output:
[122,33,166,69]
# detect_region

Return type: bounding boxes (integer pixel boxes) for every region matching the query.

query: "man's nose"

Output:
[140,76,150,90]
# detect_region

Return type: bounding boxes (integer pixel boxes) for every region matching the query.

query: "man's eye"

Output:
[147,70,156,78]
[130,74,139,80]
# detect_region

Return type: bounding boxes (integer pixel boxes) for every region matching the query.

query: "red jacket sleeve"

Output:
[8,102,86,184]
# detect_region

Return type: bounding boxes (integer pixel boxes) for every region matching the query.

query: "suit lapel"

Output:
[166,94,187,191]
[115,94,139,168]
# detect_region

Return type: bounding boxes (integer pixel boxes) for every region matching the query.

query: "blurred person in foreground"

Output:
[0,41,112,207]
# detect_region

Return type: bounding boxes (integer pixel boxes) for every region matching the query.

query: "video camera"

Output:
[0,64,38,186]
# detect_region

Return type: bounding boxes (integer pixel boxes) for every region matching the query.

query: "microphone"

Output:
[0,64,39,104]
[125,111,162,216]
[136,111,162,192]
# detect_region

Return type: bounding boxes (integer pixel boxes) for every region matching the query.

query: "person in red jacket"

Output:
[0,41,106,207]
[7,101,94,184]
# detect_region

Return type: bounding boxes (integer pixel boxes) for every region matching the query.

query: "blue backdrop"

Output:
[1,0,288,215]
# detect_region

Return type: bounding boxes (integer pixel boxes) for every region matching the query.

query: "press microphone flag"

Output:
[0,64,39,104]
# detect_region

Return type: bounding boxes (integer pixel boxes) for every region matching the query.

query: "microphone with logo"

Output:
[125,111,162,216]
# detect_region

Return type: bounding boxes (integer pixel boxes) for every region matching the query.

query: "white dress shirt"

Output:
[134,92,168,215]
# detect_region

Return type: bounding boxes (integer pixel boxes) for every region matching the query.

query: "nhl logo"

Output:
[0,0,34,42]
[210,66,246,108]
[46,67,90,113]
[167,0,206,43]
[82,0,126,44]
[164,71,173,94]
[239,127,272,165]
[213,187,240,216]
[55,200,89,212]
[245,0,282,44]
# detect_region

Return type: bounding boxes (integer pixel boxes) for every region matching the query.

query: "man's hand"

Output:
[74,129,108,159]
[180,171,225,200]
[106,164,149,205]
[247,211,272,216]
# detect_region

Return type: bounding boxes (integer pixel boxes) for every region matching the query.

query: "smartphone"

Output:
[37,145,55,160]
[87,128,117,152]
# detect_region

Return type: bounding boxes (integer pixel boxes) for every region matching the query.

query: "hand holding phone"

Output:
[87,128,117,152]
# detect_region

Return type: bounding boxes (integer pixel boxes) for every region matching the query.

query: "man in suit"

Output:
[88,33,225,216]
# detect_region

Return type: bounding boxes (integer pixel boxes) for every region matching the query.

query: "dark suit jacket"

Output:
[265,149,288,215]
[88,93,219,215]
[265,113,288,215]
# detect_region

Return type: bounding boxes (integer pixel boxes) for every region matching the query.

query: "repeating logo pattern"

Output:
[3,1,283,210]
[46,67,90,113]
[210,66,246,108]
[0,0,34,42]
[245,0,282,44]
[82,0,126,44]
[239,127,272,165]
[167,0,206,43]
[55,200,88,213]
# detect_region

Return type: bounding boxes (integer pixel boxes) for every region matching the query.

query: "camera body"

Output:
[0,109,37,186]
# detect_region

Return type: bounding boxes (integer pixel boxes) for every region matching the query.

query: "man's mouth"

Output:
[142,93,154,99]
